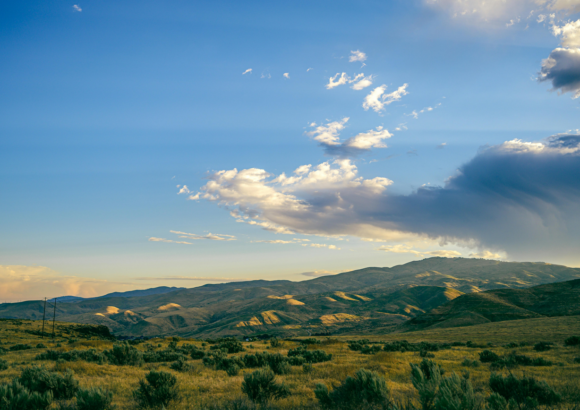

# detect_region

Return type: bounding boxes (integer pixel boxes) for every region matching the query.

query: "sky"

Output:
[1,0,580,301]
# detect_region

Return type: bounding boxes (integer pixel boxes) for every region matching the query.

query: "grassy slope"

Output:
[403,278,580,331]
[1,318,579,409]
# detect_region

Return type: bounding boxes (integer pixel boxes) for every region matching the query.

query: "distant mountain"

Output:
[402,278,580,332]
[56,286,186,303]
[1,258,579,338]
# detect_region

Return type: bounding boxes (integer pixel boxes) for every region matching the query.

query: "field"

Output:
[1,317,580,409]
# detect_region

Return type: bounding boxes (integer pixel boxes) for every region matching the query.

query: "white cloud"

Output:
[351,74,374,90]
[254,239,295,244]
[469,250,505,259]
[407,103,442,119]
[301,270,340,277]
[344,126,392,150]
[303,243,340,250]
[170,230,237,241]
[148,237,192,245]
[306,117,349,145]
[436,143,447,149]
[349,50,367,63]
[177,185,191,194]
[377,244,462,258]
[326,73,350,89]
[135,276,253,282]
[283,73,290,79]
[242,68,252,75]
[363,84,409,113]
[552,19,580,47]
[72,4,82,12]
[0,265,134,301]
[307,68,313,72]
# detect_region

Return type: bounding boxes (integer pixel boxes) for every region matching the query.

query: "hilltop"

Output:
[1,257,579,338]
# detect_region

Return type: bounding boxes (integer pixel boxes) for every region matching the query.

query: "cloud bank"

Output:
[193,134,580,262]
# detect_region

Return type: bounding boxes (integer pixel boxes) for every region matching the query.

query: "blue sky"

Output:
[1,0,580,300]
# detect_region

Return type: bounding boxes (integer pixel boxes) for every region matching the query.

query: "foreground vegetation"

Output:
[1,318,579,409]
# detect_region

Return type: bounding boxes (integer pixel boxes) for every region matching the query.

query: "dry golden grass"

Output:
[1,318,579,409]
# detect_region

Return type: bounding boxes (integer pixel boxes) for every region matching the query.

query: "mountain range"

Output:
[1,257,579,338]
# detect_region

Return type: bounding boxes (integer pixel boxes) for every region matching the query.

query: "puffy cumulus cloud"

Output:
[192,159,400,240]
[349,50,367,63]
[553,20,580,47]
[326,73,350,89]
[305,119,393,157]
[193,135,580,262]
[283,73,290,79]
[0,265,134,301]
[539,47,580,98]
[363,84,409,113]
[351,74,374,90]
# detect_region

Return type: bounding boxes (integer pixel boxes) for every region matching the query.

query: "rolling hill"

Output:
[1,257,579,338]
[402,278,580,331]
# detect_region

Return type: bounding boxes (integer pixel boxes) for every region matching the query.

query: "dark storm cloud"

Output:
[539,48,580,98]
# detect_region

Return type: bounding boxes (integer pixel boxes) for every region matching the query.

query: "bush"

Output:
[76,387,115,410]
[489,373,561,407]
[36,344,47,349]
[303,363,313,373]
[461,359,480,368]
[361,345,383,355]
[564,336,580,347]
[288,356,305,366]
[434,372,484,410]
[0,380,53,410]
[36,349,107,365]
[315,368,391,410]
[18,365,79,400]
[190,348,206,360]
[210,338,244,354]
[574,357,580,364]
[0,358,8,371]
[479,350,500,363]
[241,368,289,404]
[266,353,290,375]
[143,350,186,363]
[133,370,179,408]
[533,342,552,352]
[105,343,143,366]
[9,344,32,351]
[169,356,190,372]
[302,349,332,364]
[410,360,443,410]
[226,364,240,376]
[420,350,435,358]
[270,338,281,348]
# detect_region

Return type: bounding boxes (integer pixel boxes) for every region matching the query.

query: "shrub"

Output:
[270,338,281,348]
[168,341,178,350]
[564,336,580,347]
[461,359,480,368]
[9,344,32,351]
[574,357,580,364]
[479,350,500,363]
[143,350,186,363]
[133,370,179,408]
[36,349,107,364]
[226,364,240,376]
[36,344,47,349]
[76,387,115,410]
[0,380,53,410]
[288,356,305,366]
[301,338,320,345]
[302,349,332,364]
[434,372,484,410]
[410,360,443,410]
[190,348,206,360]
[533,342,552,352]
[169,356,190,372]
[105,342,143,366]
[266,353,290,375]
[303,363,313,373]
[210,338,244,354]
[504,343,519,349]
[315,368,390,410]
[18,365,79,400]
[489,373,561,407]
[241,368,289,404]
[420,350,435,358]
[361,345,383,355]
[0,358,8,371]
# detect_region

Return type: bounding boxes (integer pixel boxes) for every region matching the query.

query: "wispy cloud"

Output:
[134,276,253,282]
[436,143,447,149]
[326,73,350,89]
[325,73,374,90]
[72,4,82,12]
[407,103,442,119]
[363,84,409,113]
[148,237,192,245]
[242,68,252,75]
[301,270,341,277]
[302,243,340,250]
[170,230,236,241]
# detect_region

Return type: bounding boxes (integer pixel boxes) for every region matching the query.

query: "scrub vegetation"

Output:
[1,318,579,409]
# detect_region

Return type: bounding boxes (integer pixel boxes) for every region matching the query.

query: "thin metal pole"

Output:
[52,298,57,339]
[41,297,47,338]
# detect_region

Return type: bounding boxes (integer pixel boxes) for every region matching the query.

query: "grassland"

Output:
[1,317,580,409]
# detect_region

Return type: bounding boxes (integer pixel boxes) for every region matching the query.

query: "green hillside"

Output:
[403,278,580,331]
[1,257,579,338]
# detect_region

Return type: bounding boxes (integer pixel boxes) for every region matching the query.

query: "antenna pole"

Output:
[52,298,57,339]
[41,298,47,338]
